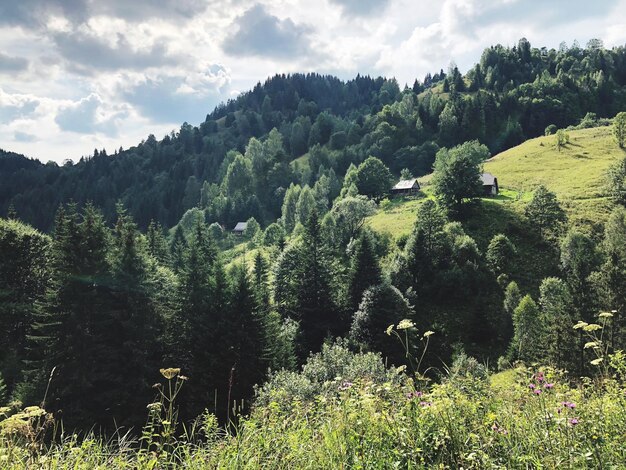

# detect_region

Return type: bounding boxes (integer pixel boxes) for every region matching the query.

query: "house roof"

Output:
[392,179,419,190]
[480,173,497,186]
[233,222,248,232]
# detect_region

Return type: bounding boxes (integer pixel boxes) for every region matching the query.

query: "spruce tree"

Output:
[29,204,113,427]
[348,231,382,312]
[146,220,169,264]
[225,265,266,408]
[349,283,414,366]
[296,210,337,355]
[169,225,187,273]
[172,220,218,415]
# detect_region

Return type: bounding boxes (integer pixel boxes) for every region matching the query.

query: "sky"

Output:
[1,0,625,163]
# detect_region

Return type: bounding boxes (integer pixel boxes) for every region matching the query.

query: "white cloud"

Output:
[0,0,624,162]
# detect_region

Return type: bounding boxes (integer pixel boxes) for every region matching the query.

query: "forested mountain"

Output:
[2,38,626,232]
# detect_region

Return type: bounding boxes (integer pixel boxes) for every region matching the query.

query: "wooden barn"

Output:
[481,173,499,196]
[391,178,420,197]
[232,221,248,235]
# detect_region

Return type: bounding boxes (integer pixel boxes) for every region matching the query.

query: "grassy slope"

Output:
[484,125,623,229]
[367,125,623,293]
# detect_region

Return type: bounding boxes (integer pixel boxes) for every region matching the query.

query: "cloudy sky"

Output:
[1,0,625,163]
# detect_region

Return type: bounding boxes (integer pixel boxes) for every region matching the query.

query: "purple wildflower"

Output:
[529,383,536,389]
[568,418,579,426]
[406,391,423,400]
[533,388,542,395]
[338,381,353,391]
[419,401,432,407]
[545,383,554,390]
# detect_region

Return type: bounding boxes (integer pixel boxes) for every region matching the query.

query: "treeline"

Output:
[2,39,626,232]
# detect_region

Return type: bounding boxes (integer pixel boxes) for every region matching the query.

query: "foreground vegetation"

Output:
[2,341,626,469]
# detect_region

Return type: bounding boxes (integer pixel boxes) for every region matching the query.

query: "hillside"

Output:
[2,40,626,232]
[368,125,621,238]
[484,125,622,228]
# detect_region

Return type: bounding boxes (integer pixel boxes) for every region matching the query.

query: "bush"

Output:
[544,124,557,135]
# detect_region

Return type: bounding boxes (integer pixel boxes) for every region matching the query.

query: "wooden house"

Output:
[390,179,420,197]
[480,173,499,196]
[232,222,248,235]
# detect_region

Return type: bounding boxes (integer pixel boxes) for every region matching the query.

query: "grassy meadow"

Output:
[2,357,626,469]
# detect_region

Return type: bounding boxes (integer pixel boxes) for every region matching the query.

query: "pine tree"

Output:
[281,184,301,233]
[502,281,521,341]
[105,206,160,425]
[169,225,187,273]
[596,207,626,350]
[349,283,414,366]
[348,231,382,312]
[171,220,218,415]
[297,210,337,355]
[225,265,266,408]
[29,204,113,427]
[146,220,169,263]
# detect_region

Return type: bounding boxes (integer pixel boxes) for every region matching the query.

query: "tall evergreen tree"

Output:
[29,204,113,427]
[225,265,266,407]
[348,231,382,312]
[296,210,337,355]
[146,220,169,264]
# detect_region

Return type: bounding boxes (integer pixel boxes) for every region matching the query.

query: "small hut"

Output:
[390,179,420,197]
[481,173,499,196]
[232,222,248,235]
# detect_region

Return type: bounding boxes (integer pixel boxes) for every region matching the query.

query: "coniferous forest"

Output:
[1,38,626,467]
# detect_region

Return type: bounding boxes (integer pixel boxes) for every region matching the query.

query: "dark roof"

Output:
[480,173,497,186]
[233,222,248,232]
[392,179,419,190]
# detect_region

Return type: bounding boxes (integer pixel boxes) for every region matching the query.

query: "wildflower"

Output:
[561,401,576,409]
[406,391,423,400]
[568,418,579,426]
[545,383,554,390]
[385,324,394,336]
[533,389,542,395]
[590,358,603,366]
[178,375,189,381]
[419,401,432,407]
[397,319,415,330]
[599,311,613,318]
[423,330,435,338]
[146,403,161,411]
[338,381,353,391]
[536,372,545,382]
[491,422,508,435]
[160,368,181,379]
[528,383,536,390]
[152,383,162,389]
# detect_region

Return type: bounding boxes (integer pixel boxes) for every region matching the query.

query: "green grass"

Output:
[3,366,625,468]
[369,126,622,242]
[366,196,424,239]
[484,125,624,228]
